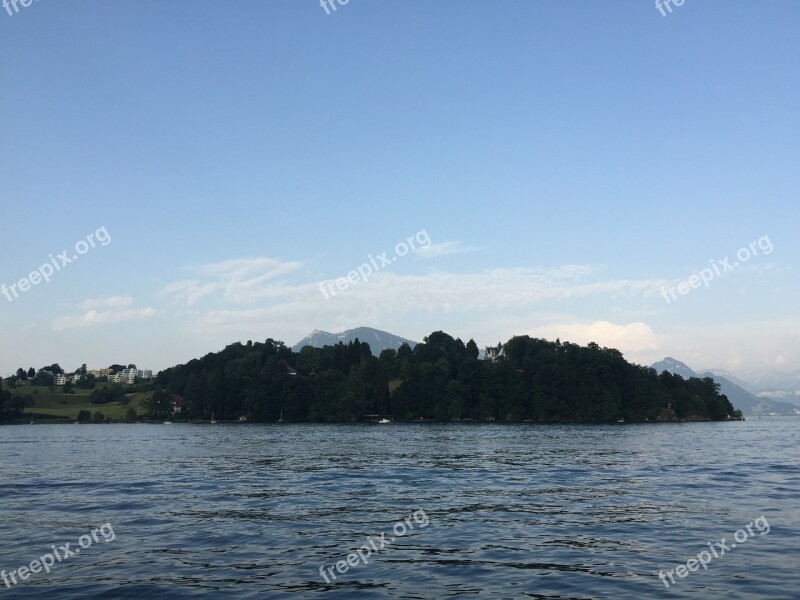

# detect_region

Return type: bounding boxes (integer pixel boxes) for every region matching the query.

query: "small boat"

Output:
[378,418,391,424]
[617,418,625,423]
[278,410,284,424]
[210,411,217,424]
[163,421,173,425]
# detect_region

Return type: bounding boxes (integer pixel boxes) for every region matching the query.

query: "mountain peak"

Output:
[651,357,696,378]
[292,327,419,354]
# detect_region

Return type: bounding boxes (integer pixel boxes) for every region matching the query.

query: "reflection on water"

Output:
[0,420,798,598]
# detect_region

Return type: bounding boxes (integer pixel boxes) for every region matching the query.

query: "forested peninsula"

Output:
[154,332,739,423]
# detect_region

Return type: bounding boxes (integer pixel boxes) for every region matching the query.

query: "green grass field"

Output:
[12,381,116,396]
[12,385,152,421]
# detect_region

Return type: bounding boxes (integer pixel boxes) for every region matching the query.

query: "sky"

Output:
[1,0,798,379]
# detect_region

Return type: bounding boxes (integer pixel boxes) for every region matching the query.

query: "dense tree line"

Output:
[0,380,25,422]
[89,385,128,405]
[140,389,173,420]
[155,332,737,423]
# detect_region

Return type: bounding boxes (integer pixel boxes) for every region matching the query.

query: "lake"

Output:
[0,419,798,598]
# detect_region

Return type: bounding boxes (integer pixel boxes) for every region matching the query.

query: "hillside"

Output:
[0,382,149,422]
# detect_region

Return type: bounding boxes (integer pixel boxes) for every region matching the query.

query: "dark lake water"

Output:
[0,420,798,598]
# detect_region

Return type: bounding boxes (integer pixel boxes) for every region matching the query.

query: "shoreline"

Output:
[4,417,771,427]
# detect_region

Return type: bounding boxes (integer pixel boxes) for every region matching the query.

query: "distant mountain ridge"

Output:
[702,367,800,405]
[292,327,419,354]
[720,368,800,393]
[651,357,799,416]
[701,368,754,391]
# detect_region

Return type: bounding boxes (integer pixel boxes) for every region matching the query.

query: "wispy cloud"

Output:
[161,280,219,307]
[166,259,666,337]
[81,296,135,310]
[53,297,155,331]
[415,241,481,258]
[161,258,304,306]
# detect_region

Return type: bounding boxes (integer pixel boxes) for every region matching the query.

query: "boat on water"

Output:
[378,418,391,424]
[210,411,217,424]
[617,418,625,423]
[163,421,173,425]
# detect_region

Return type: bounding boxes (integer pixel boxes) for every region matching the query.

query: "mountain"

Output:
[702,367,800,397]
[734,368,800,392]
[651,358,799,417]
[697,366,800,407]
[651,357,696,380]
[292,327,418,354]
[702,368,755,392]
[753,389,800,407]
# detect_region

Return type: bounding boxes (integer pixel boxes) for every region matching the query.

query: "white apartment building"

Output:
[121,368,154,380]
[108,370,150,384]
[54,373,81,385]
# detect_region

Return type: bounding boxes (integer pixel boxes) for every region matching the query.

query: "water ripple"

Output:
[0,420,798,598]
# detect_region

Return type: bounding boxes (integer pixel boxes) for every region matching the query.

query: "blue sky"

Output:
[1,0,797,378]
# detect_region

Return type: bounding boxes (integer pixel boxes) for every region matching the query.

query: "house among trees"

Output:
[485,343,504,362]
